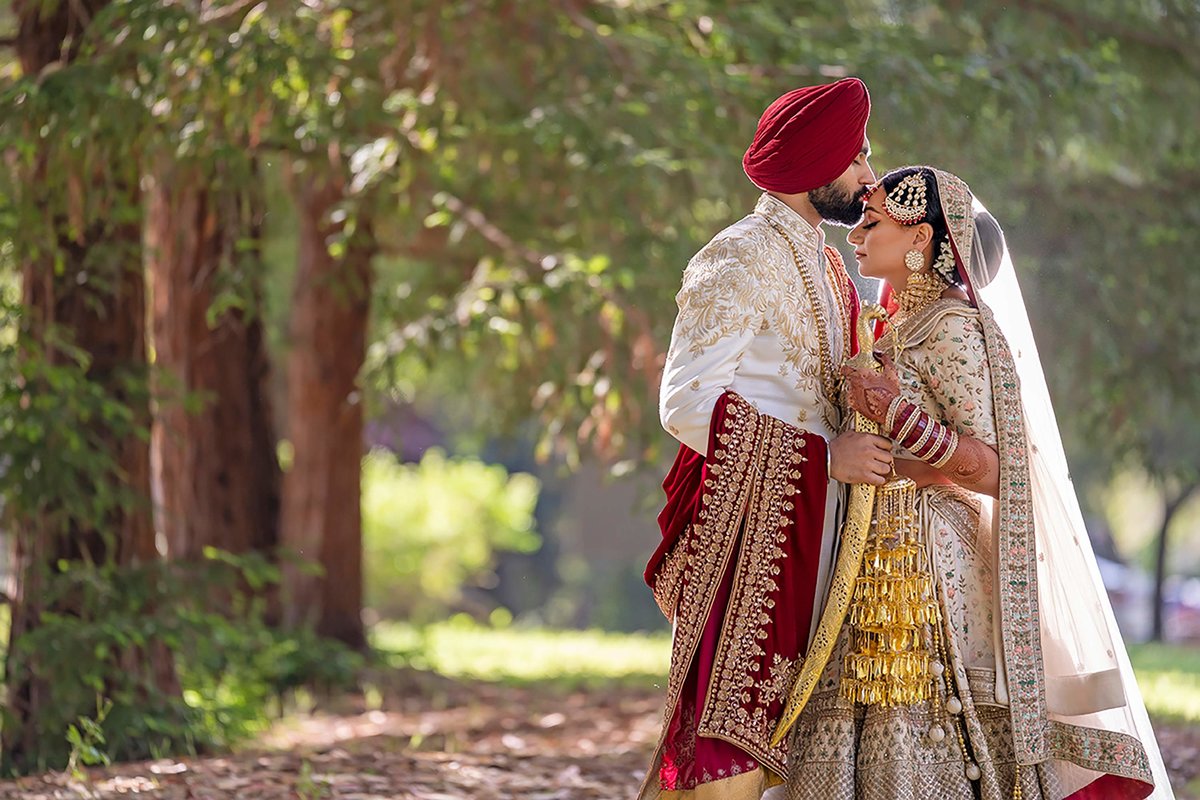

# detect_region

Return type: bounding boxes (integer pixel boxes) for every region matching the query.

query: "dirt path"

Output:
[0,680,658,799]
[1,680,1195,799]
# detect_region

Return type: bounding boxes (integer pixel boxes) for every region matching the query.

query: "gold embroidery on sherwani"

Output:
[753,195,846,429]
[699,413,806,760]
[652,527,691,621]
[638,393,813,799]
[672,235,768,358]
[663,195,848,439]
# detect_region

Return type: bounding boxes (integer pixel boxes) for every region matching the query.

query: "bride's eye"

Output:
[862,221,879,230]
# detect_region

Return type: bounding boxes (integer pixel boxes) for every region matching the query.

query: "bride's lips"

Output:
[854,250,867,261]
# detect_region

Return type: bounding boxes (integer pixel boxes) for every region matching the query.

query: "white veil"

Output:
[931,169,1171,798]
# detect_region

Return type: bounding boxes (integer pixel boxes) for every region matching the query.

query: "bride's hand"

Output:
[840,352,900,427]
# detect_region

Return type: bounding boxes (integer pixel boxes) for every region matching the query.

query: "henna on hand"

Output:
[937,434,999,498]
[841,364,899,426]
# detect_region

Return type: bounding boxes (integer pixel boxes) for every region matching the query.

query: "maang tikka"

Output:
[885,173,929,226]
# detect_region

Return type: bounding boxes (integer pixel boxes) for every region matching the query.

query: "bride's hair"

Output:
[877,166,958,285]
[879,166,1007,288]
[972,209,1006,287]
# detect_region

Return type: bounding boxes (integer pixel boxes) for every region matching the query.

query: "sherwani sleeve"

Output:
[659,236,765,455]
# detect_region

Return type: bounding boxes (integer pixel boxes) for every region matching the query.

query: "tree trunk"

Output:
[146,168,281,565]
[1151,480,1200,642]
[280,162,375,649]
[4,0,173,771]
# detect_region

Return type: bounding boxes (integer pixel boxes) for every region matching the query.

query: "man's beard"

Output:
[810,182,868,227]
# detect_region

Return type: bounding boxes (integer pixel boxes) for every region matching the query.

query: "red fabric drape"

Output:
[645,392,830,792]
[1065,775,1152,800]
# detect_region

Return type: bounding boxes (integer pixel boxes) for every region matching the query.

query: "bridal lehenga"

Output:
[781,170,1171,800]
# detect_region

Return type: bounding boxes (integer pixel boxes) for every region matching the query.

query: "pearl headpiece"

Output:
[884,173,928,226]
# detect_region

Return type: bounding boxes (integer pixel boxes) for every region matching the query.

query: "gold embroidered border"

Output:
[980,305,1050,761]
[652,527,692,622]
[925,485,983,555]
[698,413,807,774]
[639,395,762,800]
[1046,721,1153,785]
[658,765,776,800]
[984,308,1151,785]
[639,393,817,798]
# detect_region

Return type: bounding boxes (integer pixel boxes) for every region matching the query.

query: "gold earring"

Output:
[905,249,925,272]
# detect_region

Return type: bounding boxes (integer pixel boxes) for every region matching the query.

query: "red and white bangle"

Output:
[930,429,959,469]
[888,399,961,468]
[908,417,937,456]
[892,402,921,445]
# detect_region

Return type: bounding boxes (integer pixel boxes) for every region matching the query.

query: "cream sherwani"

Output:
[659,192,854,640]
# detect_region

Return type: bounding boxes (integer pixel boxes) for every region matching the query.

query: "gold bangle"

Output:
[885,396,905,434]
[931,430,959,469]
[909,416,936,455]
[919,423,947,460]
[895,406,921,444]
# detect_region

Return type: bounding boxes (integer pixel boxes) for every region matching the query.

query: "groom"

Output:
[641,77,894,799]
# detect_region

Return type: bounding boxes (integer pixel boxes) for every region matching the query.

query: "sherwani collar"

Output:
[755,193,825,264]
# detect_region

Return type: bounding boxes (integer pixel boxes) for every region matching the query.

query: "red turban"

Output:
[742,77,871,194]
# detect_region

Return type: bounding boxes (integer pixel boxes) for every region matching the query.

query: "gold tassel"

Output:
[840,474,942,707]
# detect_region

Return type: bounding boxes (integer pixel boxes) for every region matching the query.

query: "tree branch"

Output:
[200,0,266,26]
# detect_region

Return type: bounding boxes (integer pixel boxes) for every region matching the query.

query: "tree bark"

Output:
[280,160,375,649]
[1151,480,1200,642]
[146,168,281,565]
[4,0,173,771]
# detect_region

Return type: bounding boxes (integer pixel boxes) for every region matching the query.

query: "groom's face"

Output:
[810,140,876,227]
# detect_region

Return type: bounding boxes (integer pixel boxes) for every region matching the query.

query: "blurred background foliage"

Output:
[0,0,1197,776]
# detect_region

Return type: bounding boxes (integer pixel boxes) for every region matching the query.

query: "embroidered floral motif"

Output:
[665,195,851,437]
[651,527,691,621]
[758,653,799,707]
[979,305,1051,762]
[673,235,768,358]
[888,302,997,454]
[697,409,811,774]
[639,393,818,798]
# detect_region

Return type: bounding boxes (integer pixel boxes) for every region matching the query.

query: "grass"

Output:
[1127,642,1200,725]
[373,620,1200,726]
[372,617,671,689]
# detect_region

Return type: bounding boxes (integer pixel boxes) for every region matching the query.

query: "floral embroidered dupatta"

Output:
[934,170,1170,799]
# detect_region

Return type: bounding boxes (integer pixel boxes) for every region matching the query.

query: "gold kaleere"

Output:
[840,467,942,707]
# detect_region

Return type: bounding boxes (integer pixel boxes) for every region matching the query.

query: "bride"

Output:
[778,166,1172,799]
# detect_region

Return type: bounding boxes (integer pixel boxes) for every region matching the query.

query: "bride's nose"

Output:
[847,224,865,245]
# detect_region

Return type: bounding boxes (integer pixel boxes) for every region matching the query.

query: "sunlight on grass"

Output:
[372,617,671,687]
[374,620,1200,719]
[1128,643,1200,725]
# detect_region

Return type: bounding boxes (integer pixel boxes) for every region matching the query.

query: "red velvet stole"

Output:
[641,391,830,793]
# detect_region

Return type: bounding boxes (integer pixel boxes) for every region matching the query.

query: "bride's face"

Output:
[847,187,931,285]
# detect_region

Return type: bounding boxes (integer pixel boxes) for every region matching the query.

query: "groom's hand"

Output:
[829,431,893,485]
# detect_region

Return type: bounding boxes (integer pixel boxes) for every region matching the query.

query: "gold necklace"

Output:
[761,216,841,404]
[824,247,853,362]
[893,269,947,328]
